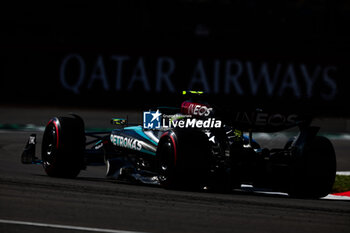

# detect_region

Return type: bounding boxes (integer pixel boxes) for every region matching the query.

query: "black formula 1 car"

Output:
[22,92,336,198]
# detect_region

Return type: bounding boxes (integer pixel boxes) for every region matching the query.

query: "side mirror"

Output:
[111,118,128,127]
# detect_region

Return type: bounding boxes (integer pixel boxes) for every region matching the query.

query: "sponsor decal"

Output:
[181,102,212,117]
[234,112,298,127]
[110,135,142,151]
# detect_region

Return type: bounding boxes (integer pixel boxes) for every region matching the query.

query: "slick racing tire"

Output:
[288,136,336,198]
[156,129,211,189]
[41,115,85,178]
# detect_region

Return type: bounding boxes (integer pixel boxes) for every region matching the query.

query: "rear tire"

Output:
[41,115,85,178]
[156,129,211,189]
[288,136,336,198]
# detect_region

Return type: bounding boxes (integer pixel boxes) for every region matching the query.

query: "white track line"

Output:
[322,195,350,201]
[336,171,350,176]
[0,219,146,233]
[241,184,350,200]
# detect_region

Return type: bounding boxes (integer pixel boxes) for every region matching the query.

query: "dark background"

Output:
[1,1,349,116]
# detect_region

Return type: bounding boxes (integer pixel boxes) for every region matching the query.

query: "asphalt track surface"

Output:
[1,107,350,233]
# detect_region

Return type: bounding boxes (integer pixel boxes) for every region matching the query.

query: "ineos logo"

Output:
[185,103,212,116]
[235,112,298,127]
[255,113,297,126]
[193,104,212,116]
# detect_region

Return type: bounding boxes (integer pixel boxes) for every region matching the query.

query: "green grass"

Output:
[332,175,350,193]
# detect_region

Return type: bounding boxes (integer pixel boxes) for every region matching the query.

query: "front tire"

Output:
[41,115,85,178]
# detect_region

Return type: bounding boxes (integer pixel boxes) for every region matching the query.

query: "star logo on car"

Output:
[204,131,211,137]
[209,136,216,143]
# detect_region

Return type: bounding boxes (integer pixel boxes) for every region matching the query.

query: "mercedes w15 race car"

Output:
[21,91,336,198]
